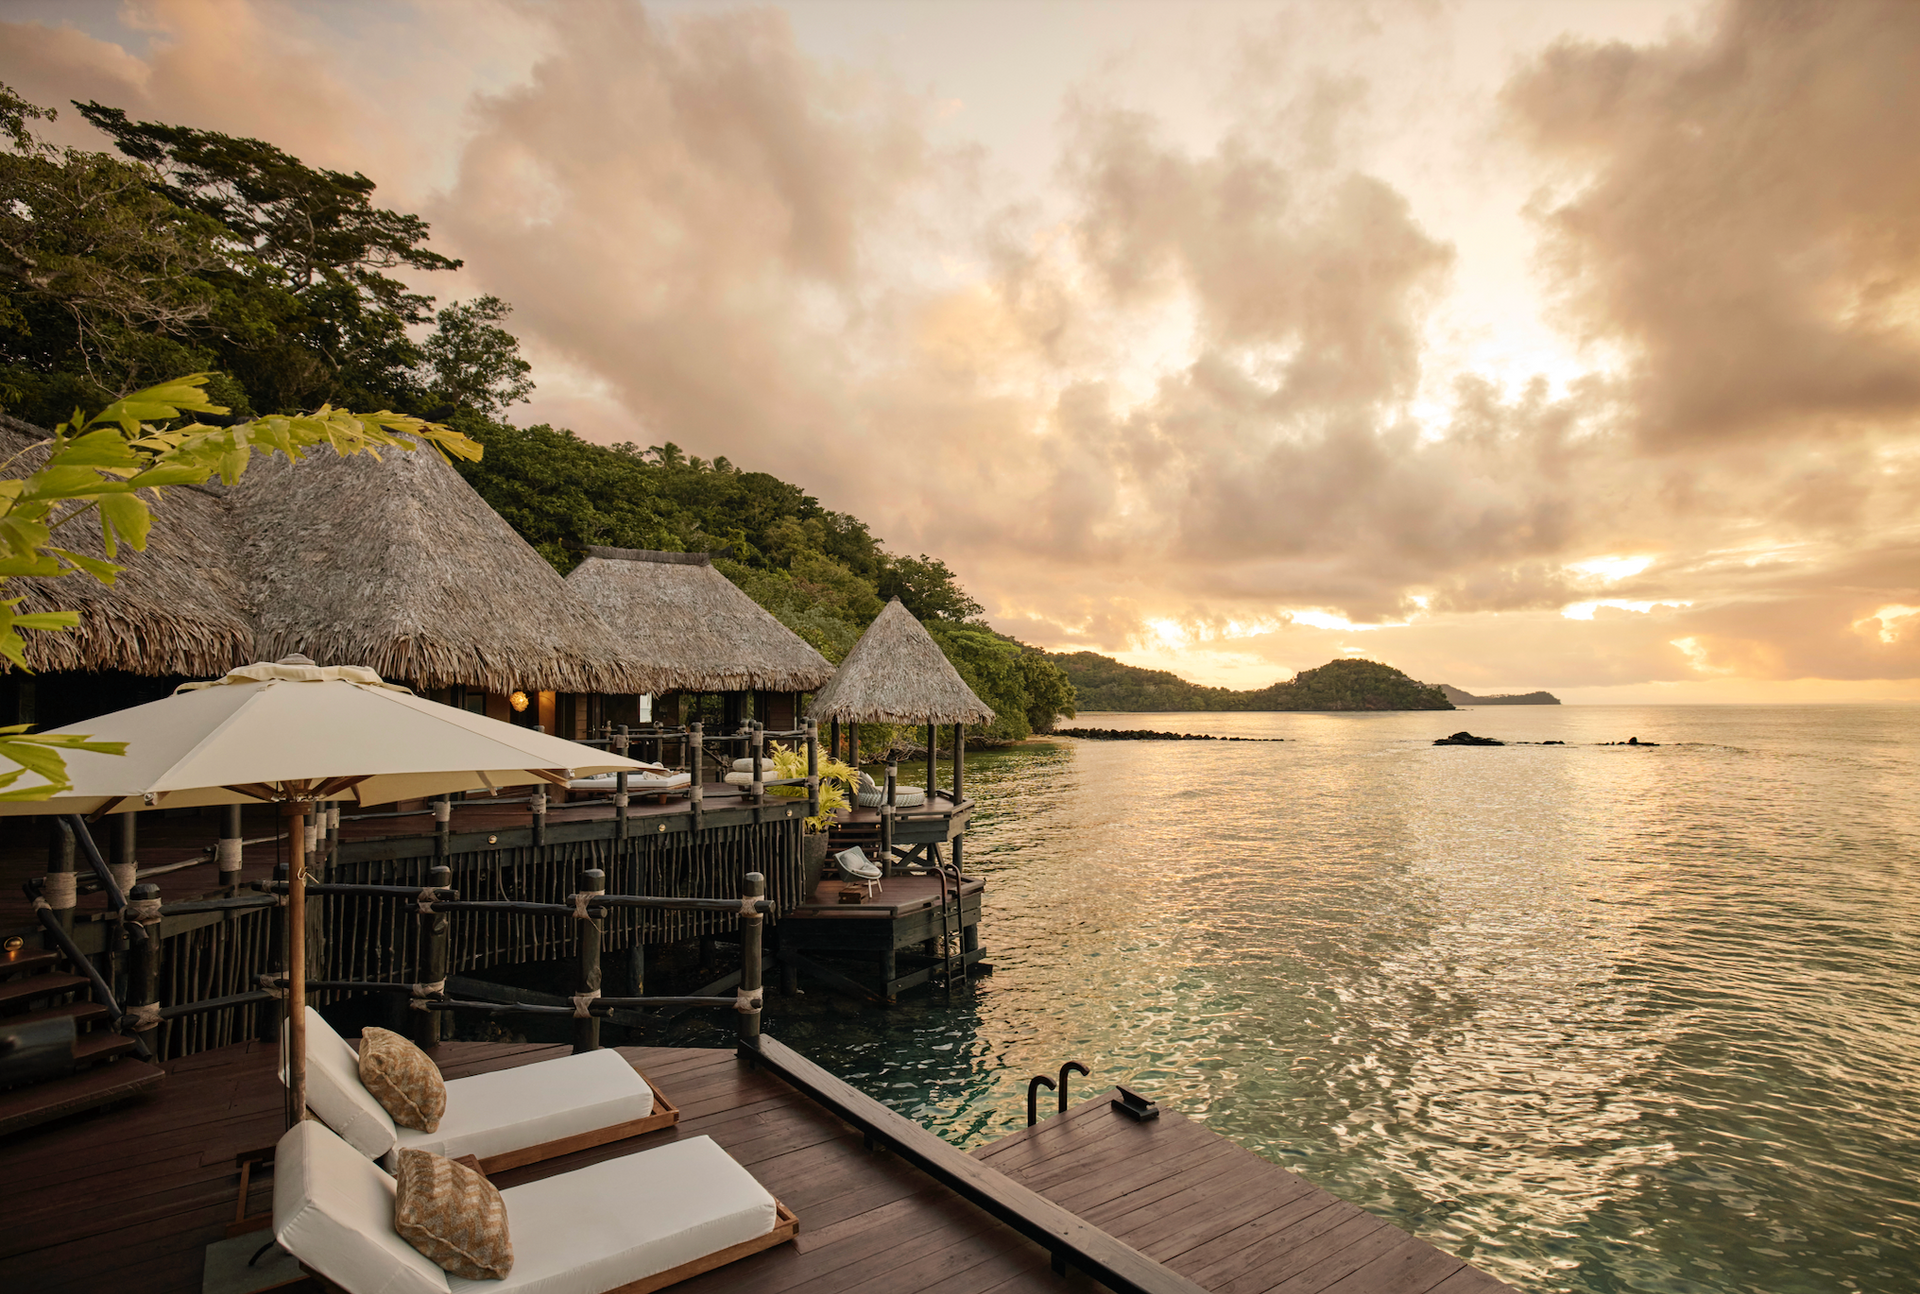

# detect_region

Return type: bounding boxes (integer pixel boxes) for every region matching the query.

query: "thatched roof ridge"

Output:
[0,417,256,676]
[229,444,648,694]
[810,599,995,724]
[565,551,833,693]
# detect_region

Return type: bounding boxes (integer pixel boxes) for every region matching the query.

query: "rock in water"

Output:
[1433,731,1505,746]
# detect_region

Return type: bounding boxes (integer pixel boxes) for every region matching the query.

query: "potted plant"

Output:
[767,743,857,895]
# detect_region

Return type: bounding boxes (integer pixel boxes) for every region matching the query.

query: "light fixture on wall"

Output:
[509,690,530,712]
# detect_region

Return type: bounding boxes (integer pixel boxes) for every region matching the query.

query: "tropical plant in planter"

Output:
[765,741,856,834]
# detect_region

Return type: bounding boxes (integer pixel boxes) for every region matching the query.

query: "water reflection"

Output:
[716,707,1920,1294]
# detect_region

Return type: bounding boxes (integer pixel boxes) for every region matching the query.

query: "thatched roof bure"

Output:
[230,447,646,694]
[1,419,650,694]
[565,547,834,694]
[1,418,255,677]
[810,599,995,725]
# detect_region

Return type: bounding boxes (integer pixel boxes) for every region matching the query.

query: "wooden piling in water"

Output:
[573,867,604,1054]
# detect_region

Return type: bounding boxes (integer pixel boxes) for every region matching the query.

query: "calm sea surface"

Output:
[716,706,1920,1294]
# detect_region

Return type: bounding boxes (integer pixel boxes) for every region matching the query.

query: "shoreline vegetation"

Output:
[1044,654,1457,712]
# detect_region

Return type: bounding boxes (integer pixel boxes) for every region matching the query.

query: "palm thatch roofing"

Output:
[565,547,833,694]
[809,598,995,725]
[0,417,649,693]
[1,417,254,677]
[228,446,644,694]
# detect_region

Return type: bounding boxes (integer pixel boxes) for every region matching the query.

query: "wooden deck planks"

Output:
[972,1094,1512,1294]
[0,1034,1515,1294]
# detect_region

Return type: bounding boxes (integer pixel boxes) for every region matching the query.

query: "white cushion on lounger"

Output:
[298,1006,398,1160]
[568,771,690,790]
[461,1135,776,1294]
[274,1119,452,1294]
[381,1048,654,1171]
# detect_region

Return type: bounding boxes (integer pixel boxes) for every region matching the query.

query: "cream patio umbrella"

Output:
[0,656,650,1117]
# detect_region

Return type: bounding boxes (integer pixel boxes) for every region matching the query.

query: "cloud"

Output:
[7,0,1920,695]
[1503,0,1920,447]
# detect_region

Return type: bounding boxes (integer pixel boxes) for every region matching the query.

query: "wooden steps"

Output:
[0,971,89,1009]
[0,1057,165,1137]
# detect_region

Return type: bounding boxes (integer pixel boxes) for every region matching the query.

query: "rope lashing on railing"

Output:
[40,871,76,908]
[125,897,163,924]
[417,888,440,915]
[613,789,629,807]
[735,987,763,1013]
[530,790,548,815]
[32,895,50,912]
[120,1002,161,1031]
[571,989,600,1018]
[570,891,596,920]
[740,895,765,917]
[110,862,137,899]
[216,837,243,872]
[254,974,287,998]
[433,798,452,824]
[410,980,446,998]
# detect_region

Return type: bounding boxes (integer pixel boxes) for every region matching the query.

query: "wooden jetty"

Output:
[0,1032,1515,1294]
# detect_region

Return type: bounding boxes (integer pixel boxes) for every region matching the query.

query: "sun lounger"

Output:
[567,771,691,792]
[275,1119,797,1294]
[300,1007,678,1174]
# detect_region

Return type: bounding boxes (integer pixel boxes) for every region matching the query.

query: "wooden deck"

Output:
[977,1096,1511,1294]
[0,1035,1513,1294]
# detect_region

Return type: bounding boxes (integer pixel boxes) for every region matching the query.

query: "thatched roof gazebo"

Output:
[810,599,994,726]
[229,447,641,695]
[810,599,993,806]
[565,549,833,727]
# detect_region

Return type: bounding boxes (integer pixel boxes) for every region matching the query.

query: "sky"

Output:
[3,0,1918,703]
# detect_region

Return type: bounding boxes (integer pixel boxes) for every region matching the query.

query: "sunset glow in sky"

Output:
[6,0,1919,703]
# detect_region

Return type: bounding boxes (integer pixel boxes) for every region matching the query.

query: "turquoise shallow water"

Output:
[728,705,1920,1294]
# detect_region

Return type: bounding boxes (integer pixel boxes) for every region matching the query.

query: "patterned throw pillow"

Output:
[394,1148,514,1280]
[358,1027,446,1132]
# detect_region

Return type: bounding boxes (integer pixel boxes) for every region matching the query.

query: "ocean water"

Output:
[734,705,1920,1294]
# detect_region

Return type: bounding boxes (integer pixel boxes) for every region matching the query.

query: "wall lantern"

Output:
[509,690,530,713]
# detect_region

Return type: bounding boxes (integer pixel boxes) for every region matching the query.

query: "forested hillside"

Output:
[0,86,1076,745]
[1052,652,1453,711]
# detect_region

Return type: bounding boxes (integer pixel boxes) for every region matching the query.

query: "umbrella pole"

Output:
[285,801,308,1125]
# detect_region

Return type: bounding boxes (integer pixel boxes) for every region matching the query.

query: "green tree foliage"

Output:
[2,87,535,425]
[1017,650,1077,733]
[877,554,982,622]
[0,88,228,413]
[1049,651,1453,711]
[75,100,460,414]
[424,296,534,415]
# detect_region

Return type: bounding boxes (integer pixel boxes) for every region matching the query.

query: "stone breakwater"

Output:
[1053,728,1284,742]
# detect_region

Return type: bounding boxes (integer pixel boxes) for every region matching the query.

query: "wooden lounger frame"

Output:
[232,1066,679,1236]
[300,1200,798,1294]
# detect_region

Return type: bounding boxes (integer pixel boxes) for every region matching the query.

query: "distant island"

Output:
[1046,653,1454,711]
[1438,685,1561,706]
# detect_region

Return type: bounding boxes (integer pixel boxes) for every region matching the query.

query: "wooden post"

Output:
[614,724,630,841]
[953,723,965,800]
[126,881,162,1058]
[530,783,547,848]
[690,722,704,833]
[432,796,451,858]
[882,760,897,877]
[848,724,860,784]
[218,803,243,896]
[829,718,840,764]
[415,864,451,1049]
[926,722,936,799]
[750,721,764,801]
[266,860,287,1043]
[805,719,820,821]
[112,811,137,899]
[738,871,764,1046]
[284,801,309,1124]
[627,943,645,997]
[573,867,604,1053]
[43,817,76,947]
